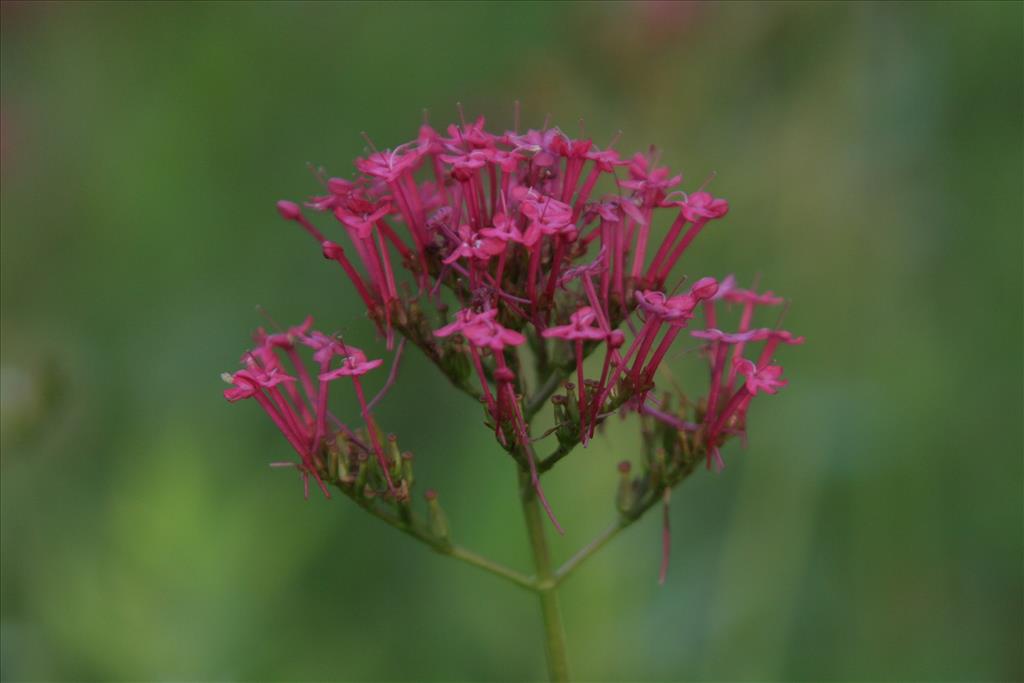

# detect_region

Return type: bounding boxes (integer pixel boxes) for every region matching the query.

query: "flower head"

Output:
[242,109,801,554]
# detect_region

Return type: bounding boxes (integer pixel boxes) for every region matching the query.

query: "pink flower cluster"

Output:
[227,113,802,545]
[222,317,397,499]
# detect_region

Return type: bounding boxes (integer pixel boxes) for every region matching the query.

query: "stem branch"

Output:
[340,485,536,592]
[554,520,625,585]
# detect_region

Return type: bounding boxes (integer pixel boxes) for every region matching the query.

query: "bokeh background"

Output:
[2,1,1021,681]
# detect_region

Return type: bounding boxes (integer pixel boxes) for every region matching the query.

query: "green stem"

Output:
[448,544,536,593]
[342,487,536,592]
[554,520,626,585]
[538,442,574,473]
[519,470,571,682]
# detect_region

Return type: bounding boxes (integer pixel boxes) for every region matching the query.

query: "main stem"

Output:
[519,470,571,682]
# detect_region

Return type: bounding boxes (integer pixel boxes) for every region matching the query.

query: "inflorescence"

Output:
[223,110,802,580]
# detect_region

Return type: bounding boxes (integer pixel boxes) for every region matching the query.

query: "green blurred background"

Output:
[2,1,1021,680]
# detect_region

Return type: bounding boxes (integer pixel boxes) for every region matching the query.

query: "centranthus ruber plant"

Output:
[223,110,802,681]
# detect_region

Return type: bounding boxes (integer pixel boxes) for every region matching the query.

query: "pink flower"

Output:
[507,127,564,166]
[442,115,493,150]
[480,212,526,244]
[443,224,507,264]
[440,150,489,181]
[619,152,682,198]
[355,148,423,183]
[680,191,729,223]
[434,308,523,353]
[319,347,384,380]
[255,316,314,349]
[550,135,593,159]
[735,360,787,395]
[634,290,672,317]
[463,319,526,351]
[542,307,608,342]
[584,146,627,172]
[721,287,784,307]
[517,190,573,231]
[691,328,762,345]
[334,201,392,240]
[709,274,738,301]
[301,330,347,365]
[483,148,523,172]
[433,308,496,338]
[635,282,715,324]
[222,370,260,402]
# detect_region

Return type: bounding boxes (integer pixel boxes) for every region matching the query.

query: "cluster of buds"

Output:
[226,110,801,578]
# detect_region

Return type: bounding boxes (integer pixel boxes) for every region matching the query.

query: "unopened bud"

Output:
[387,433,402,473]
[552,395,575,447]
[355,452,370,492]
[321,240,344,260]
[276,200,302,221]
[690,276,719,300]
[395,480,411,505]
[401,451,415,487]
[425,489,451,543]
[334,434,352,481]
[563,383,580,425]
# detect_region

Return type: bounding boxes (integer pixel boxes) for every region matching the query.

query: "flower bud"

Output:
[327,448,340,484]
[563,383,580,424]
[424,489,451,543]
[401,451,415,488]
[387,433,402,474]
[552,395,575,447]
[354,452,370,493]
[395,480,411,505]
[276,200,302,221]
[690,276,719,300]
[321,240,344,261]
